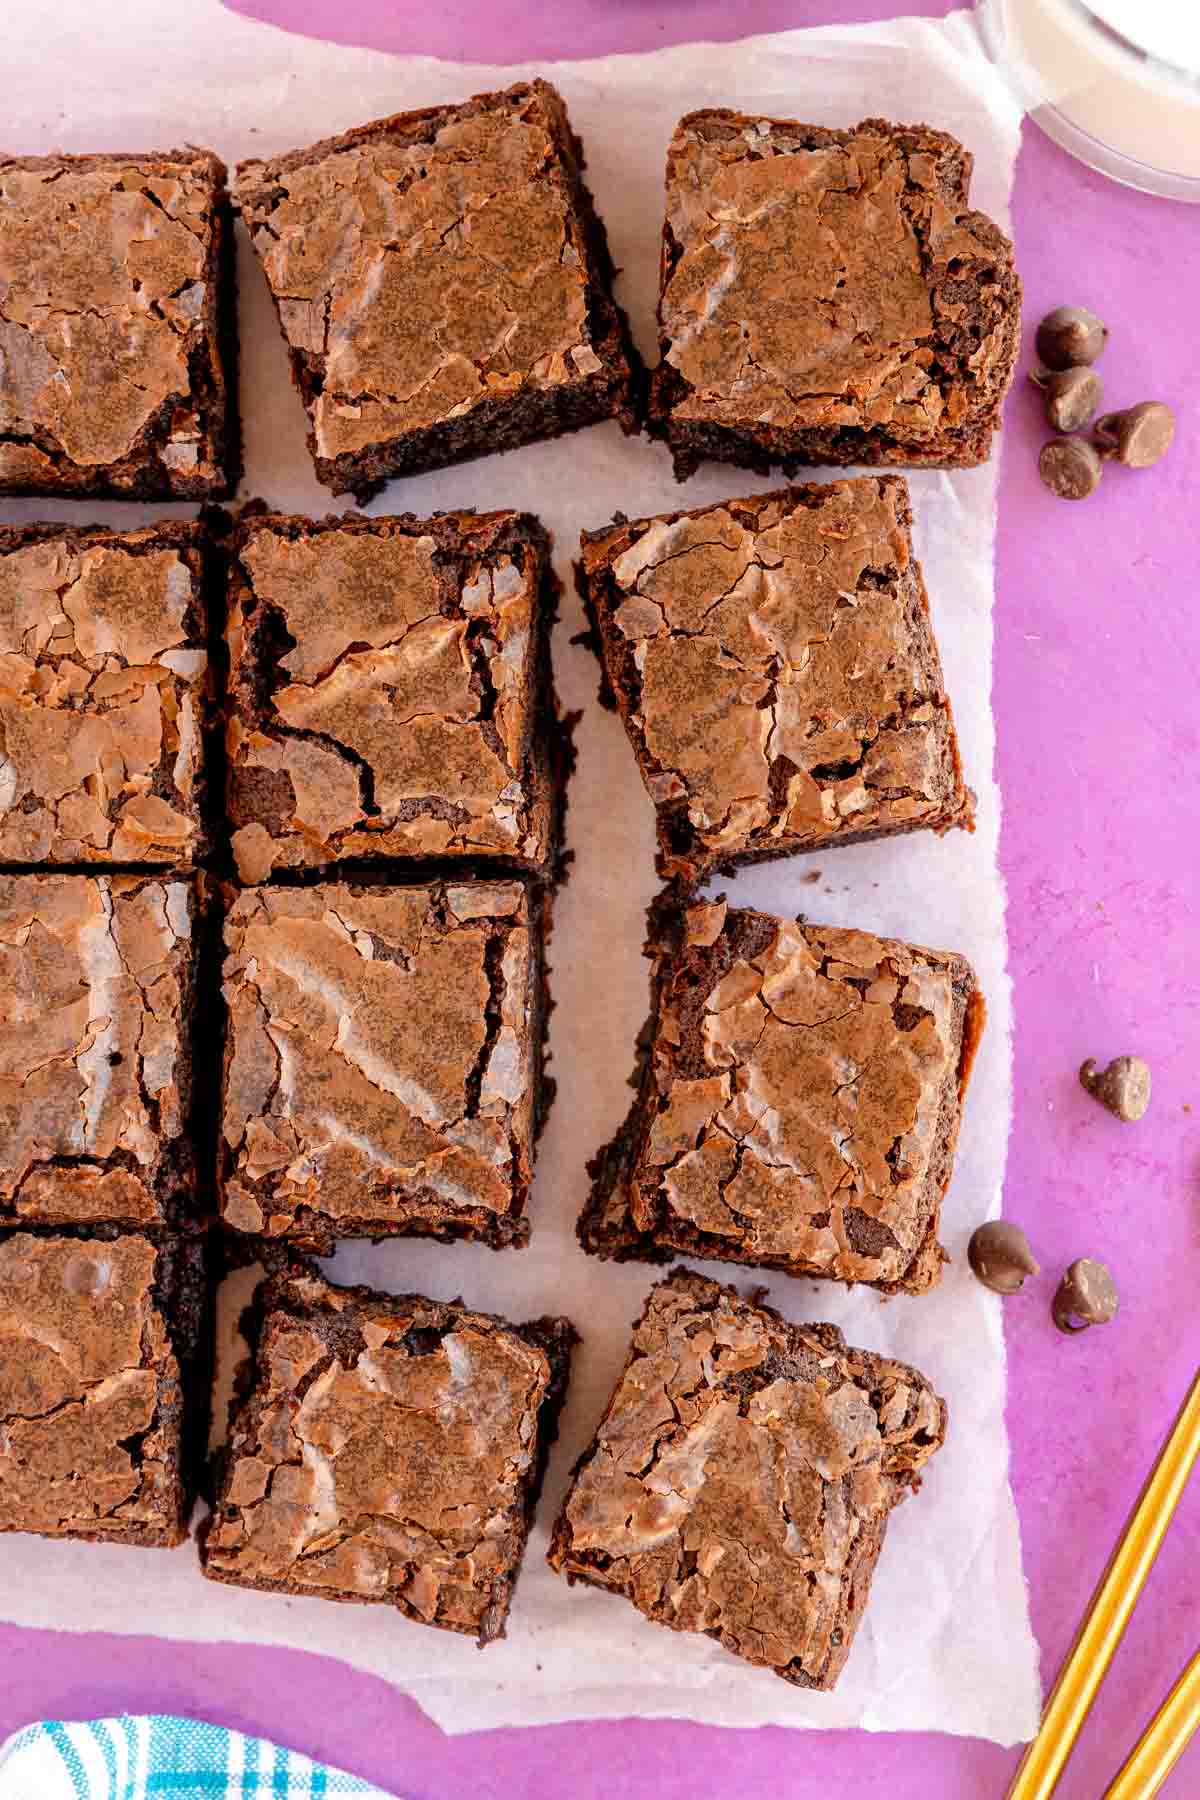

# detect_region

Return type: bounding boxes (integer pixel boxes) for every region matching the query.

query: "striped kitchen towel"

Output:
[0,1715,402,1798]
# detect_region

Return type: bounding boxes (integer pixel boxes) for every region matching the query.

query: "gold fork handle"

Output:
[1007,1370,1200,1799]
[1102,1648,1200,1800]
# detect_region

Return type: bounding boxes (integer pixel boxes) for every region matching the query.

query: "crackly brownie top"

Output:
[0,152,223,484]
[631,904,973,1289]
[227,512,546,882]
[0,525,209,865]
[234,81,605,460]
[221,881,533,1234]
[584,479,966,878]
[659,113,1013,441]
[0,875,193,1226]
[554,1271,944,1685]
[206,1270,553,1631]
[0,1232,179,1533]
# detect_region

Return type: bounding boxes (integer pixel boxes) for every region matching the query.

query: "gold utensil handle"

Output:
[1102,1648,1200,1799]
[1007,1369,1200,1800]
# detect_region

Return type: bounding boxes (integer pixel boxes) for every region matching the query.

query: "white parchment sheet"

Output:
[1,0,1040,1744]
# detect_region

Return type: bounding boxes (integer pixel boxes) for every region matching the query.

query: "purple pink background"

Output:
[4,3,1199,1794]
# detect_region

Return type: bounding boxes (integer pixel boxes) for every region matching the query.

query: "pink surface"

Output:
[5,4,1199,1795]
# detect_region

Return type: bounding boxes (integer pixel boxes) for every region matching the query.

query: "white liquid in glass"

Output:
[980,0,1200,193]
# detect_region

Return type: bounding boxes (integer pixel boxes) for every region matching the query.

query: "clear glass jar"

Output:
[977,0,1200,201]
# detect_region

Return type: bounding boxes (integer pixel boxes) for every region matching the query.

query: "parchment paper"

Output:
[1,0,1040,1744]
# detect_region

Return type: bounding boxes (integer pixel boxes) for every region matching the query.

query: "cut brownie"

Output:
[0,521,217,866]
[0,874,198,1231]
[220,879,544,1250]
[582,900,984,1295]
[225,509,565,883]
[0,150,238,499]
[648,112,1021,481]
[579,478,972,887]
[549,1269,945,1688]
[0,1229,207,1546]
[233,81,637,502]
[203,1265,575,1643]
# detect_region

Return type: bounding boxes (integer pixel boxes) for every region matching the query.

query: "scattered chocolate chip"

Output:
[1093,401,1175,468]
[1030,365,1103,433]
[1053,1258,1119,1334]
[1039,436,1103,500]
[1035,305,1108,370]
[1079,1054,1151,1122]
[968,1221,1041,1294]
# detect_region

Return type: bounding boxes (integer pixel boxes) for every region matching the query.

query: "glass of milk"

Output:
[977,0,1200,200]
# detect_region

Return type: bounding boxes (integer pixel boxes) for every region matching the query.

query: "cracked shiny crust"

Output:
[234,81,636,501]
[226,510,559,881]
[0,1231,192,1544]
[0,150,237,499]
[0,874,197,1229]
[220,880,540,1249]
[580,478,972,886]
[549,1269,945,1688]
[648,113,1021,480]
[0,522,213,865]
[203,1267,575,1641]
[581,903,984,1294]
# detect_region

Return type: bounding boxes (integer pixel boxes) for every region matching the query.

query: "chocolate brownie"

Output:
[579,478,972,887]
[0,521,217,866]
[203,1265,576,1643]
[220,879,544,1251]
[0,1228,207,1546]
[647,113,1021,481]
[549,1269,945,1688]
[0,150,238,499]
[0,874,199,1230]
[225,509,566,883]
[233,81,637,502]
[581,900,984,1295]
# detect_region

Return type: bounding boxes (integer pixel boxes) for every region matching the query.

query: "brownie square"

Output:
[647,112,1021,481]
[581,900,984,1295]
[203,1265,575,1643]
[220,879,544,1250]
[0,521,216,866]
[579,478,972,887]
[0,874,198,1231]
[549,1269,945,1689]
[0,150,238,499]
[226,509,564,883]
[233,81,637,502]
[0,1229,206,1546]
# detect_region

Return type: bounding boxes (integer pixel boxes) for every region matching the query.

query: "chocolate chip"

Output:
[1093,401,1175,468]
[968,1221,1040,1294]
[1079,1054,1151,1122]
[1053,1258,1119,1334]
[1030,366,1103,433]
[1039,436,1103,500]
[1035,305,1108,370]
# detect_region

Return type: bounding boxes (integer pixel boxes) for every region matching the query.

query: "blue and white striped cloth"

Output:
[0,1716,401,1799]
